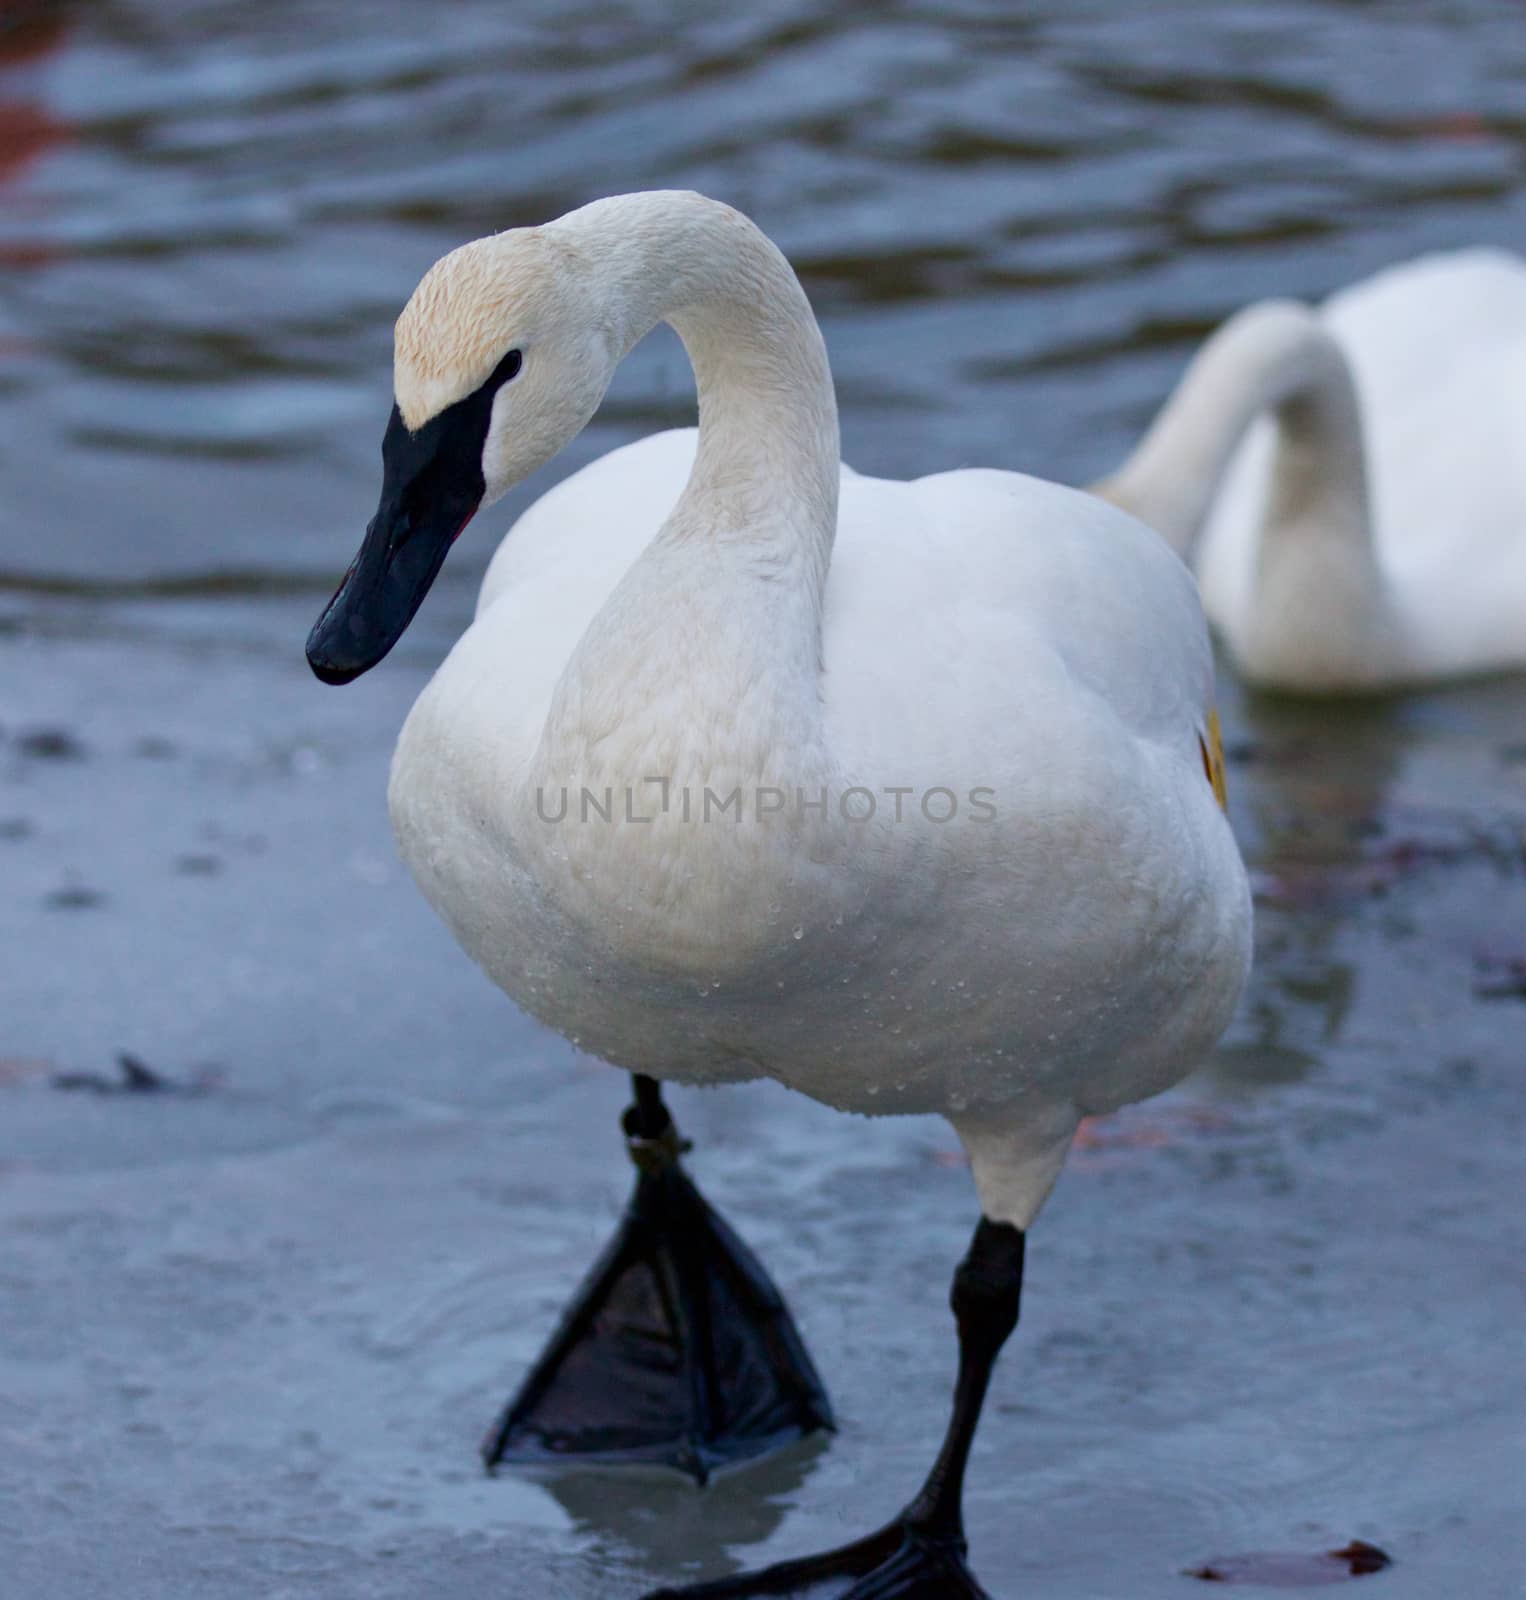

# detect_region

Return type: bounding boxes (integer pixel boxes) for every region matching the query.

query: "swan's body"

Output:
[1097,250,1526,692]
[367,195,1250,1227]
[308,191,1251,1592]
[398,427,1243,1205]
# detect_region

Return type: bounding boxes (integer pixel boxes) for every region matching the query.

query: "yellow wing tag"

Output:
[1199,708,1229,812]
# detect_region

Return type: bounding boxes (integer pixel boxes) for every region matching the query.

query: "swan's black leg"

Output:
[482,1073,833,1485]
[643,1217,1025,1597]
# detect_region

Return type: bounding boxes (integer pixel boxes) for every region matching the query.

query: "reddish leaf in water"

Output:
[0,1057,52,1086]
[1412,112,1492,142]
[1071,1103,1233,1168]
[1186,1540,1392,1585]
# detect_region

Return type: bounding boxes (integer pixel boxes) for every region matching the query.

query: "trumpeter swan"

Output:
[307,191,1251,1596]
[1096,250,1526,692]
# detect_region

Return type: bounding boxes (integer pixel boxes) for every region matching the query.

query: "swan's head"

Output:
[306,227,618,685]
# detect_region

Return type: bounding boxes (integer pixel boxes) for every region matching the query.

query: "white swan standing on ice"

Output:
[1095,249,1526,693]
[307,191,1251,1597]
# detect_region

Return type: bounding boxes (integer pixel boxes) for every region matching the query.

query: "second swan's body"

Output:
[1099,249,1526,692]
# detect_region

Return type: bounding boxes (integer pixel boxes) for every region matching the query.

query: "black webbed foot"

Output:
[482,1075,832,1483]
[641,1217,1026,1598]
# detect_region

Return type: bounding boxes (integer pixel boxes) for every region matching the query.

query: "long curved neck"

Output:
[548,192,840,608]
[1096,300,1372,562]
[535,192,843,803]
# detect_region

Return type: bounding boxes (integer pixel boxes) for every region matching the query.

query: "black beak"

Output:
[306,400,487,686]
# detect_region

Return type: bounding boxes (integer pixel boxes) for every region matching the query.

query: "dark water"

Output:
[2,4,1524,1598]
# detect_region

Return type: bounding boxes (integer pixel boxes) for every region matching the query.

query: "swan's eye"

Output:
[491,349,523,387]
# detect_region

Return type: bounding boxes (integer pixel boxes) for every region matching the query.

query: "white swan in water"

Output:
[306,191,1250,1596]
[1096,249,1526,693]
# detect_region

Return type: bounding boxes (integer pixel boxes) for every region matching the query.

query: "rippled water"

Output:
[2,5,1525,1599]
[6,0,1526,591]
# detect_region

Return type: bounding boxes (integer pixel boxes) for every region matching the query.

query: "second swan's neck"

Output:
[1095,299,1372,562]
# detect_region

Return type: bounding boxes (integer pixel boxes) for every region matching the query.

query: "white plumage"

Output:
[377,192,1250,1228]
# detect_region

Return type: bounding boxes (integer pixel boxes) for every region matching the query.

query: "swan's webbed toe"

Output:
[481,1076,832,1483]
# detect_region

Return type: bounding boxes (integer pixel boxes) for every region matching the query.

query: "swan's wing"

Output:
[1323,251,1526,601]
[824,467,1217,798]
[465,436,1220,808]
[1321,248,1526,404]
[1322,250,1526,670]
